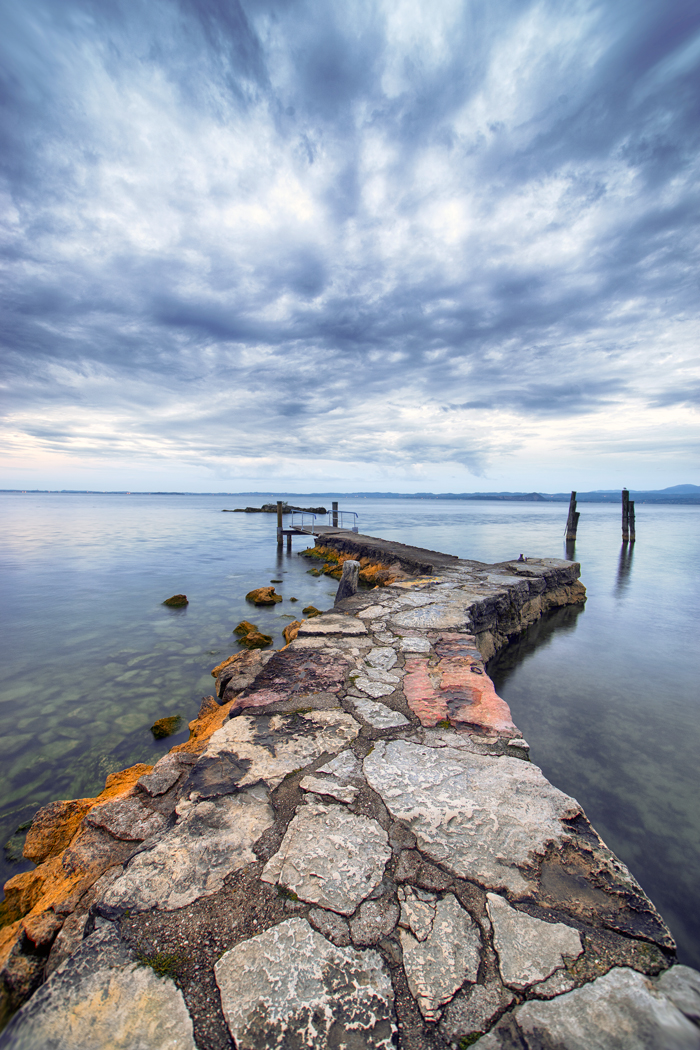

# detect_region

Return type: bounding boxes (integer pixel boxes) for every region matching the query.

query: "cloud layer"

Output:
[1,0,699,490]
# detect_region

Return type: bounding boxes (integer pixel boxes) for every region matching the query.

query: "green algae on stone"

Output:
[150,715,183,739]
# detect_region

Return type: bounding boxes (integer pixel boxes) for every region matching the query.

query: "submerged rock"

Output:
[232,621,272,650]
[162,594,188,607]
[150,716,183,740]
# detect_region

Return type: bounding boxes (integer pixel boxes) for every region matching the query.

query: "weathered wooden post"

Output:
[565,491,579,541]
[629,501,636,543]
[332,501,339,527]
[622,489,629,542]
[277,500,283,549]
[335,560,360,605]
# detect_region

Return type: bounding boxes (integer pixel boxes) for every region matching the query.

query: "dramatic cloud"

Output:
[0,0,698,490]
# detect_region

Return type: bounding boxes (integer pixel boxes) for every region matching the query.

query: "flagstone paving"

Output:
[1,545,698,1050]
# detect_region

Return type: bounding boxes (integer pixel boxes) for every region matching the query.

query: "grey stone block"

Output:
[215,917,396,1049]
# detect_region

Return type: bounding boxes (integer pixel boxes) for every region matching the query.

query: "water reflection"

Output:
[615,543,634,597]
[488,602,586,689]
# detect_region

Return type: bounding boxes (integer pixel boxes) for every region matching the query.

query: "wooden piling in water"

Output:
[332,501,338,527]
[277,500,283,548]
[622,489,630,542]
[628,501,636,543]
[565,491,580,541]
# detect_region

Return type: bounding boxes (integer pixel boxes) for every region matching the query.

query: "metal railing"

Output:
[290,512,319,534]
[327,510,359,532]
[288,510,359,534]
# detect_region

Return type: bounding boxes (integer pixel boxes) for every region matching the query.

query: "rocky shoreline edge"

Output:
[1,533,699,1049]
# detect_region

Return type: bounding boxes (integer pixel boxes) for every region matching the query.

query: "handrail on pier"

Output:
[290,512,318,534]
[325,510,359,533]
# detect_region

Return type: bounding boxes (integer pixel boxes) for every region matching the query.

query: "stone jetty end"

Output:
[1,532,699,1049]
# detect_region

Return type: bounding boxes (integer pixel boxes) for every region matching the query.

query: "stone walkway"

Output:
[1,553,699,1049]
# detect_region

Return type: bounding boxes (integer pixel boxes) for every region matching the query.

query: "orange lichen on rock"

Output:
[22,800,95,866]
[0,762,154,972]
[283,620,303,645]
[211,649,249,678]
[245,587,282,605]
[306,545,399,587]
[170,698,237,756]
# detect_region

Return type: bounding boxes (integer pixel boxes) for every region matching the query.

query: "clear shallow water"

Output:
[1,494,698,966]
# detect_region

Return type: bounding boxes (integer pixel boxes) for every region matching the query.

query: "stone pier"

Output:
[1,540,699,1049]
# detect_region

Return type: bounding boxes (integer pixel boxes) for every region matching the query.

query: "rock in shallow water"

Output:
[162,594,188,607]
[150,716,183,739]
[214,917,396,1050]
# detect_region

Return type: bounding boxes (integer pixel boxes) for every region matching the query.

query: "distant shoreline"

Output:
[1,488,699,504]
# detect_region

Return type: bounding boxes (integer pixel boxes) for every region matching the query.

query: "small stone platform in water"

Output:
[1,540,699,1049]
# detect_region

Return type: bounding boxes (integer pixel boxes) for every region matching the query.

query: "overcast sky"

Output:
[1,0,699,493]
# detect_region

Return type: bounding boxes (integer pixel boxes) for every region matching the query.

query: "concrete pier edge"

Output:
[1,531,699,1050]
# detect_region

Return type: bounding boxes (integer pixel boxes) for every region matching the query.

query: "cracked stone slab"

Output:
[308,908,351,947]
[398,885,437,941]
[398,892,481,1021]
[390,602,467,630]
[298,614,368,636]
[363,740,582,893]
[261,803,391,915]
[439,980,514,1045]
[299,774,358,803]
[350,898,400,946]
[85,796,168,842]
[487,892,582,990]
[350,697,409,728]
[0,924,196,1050]
[215,917,396,1050]
[299,749,363,802]
[100,791,274,912]
[403,649,516,735]
[399,636,431,653]
[351,677,397,698]
[488,966,700,1050]
[137,753,193,797]
[357,605,392,619]
[531,969,577,998]
[365,647,398,671]
[193,710,360,794]
[359,666,402,685]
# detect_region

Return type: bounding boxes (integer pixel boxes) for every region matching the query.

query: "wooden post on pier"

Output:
[277,500,283,548]
[628,501,636,543]
[622,489,630,542]
[565,491,580,541]
[332,501,339,527]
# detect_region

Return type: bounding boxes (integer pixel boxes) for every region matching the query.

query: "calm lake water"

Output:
[1,493,698,966]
